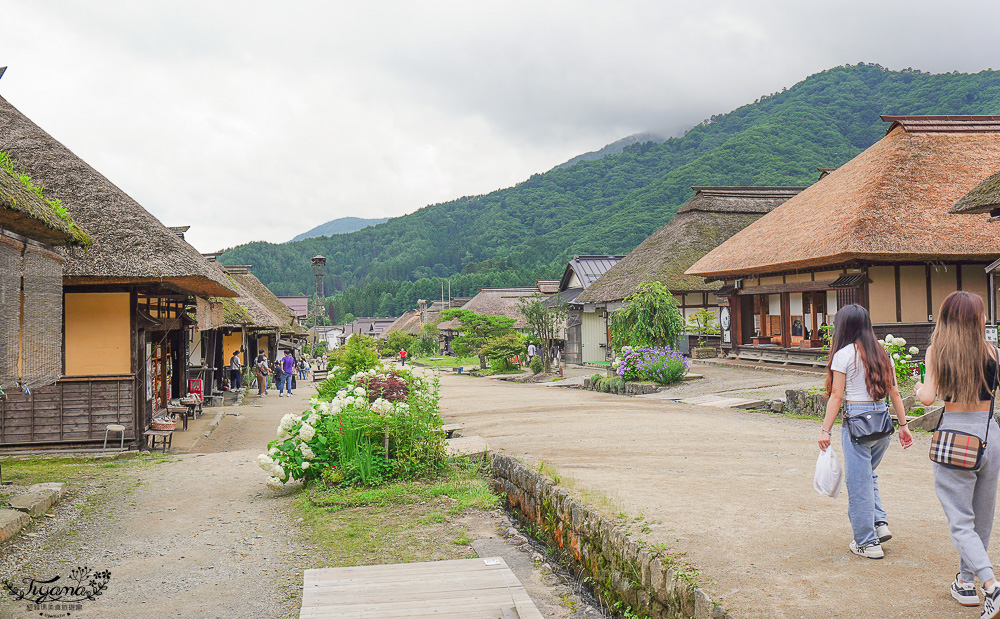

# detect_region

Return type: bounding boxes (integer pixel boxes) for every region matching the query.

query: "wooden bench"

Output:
[440,424,462,439]
[167,406,192,431]
[312,369,329,382]
[143,430,173,453]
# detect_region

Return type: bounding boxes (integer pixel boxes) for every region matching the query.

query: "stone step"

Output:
[445,435,488,457]
[0,509,30,542]
[668,394,767,410]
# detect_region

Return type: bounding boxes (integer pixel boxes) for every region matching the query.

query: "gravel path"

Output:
[0,388,319,619]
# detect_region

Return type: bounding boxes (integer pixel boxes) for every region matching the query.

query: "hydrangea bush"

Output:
[612,346,690,385]
[878,334,920,383]
[259,365,445,489]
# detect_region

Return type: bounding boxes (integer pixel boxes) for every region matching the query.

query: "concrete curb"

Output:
[693,358,824,376]
[204,410,227,438]
[1,482,67,543]
[0,509,29,542]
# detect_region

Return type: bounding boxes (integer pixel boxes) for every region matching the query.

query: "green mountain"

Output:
[220,64,1000,320]
[288,216,389,243]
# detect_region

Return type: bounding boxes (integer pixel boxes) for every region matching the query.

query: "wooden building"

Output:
[0,92,237,448]
[546,256,624,364]
[687,116,1000,364]
[437,285,554,352]
[573,187,804,362]
[949,166,1000,323]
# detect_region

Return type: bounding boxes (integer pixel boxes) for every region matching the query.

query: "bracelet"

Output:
[820,428,831,435]
[898,421,908,427]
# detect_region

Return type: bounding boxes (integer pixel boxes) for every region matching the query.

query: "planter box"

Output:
[692,347,717,359]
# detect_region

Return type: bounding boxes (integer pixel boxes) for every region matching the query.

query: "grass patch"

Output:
[296,460,500,567]
[0,456,131,487]
[413,356,480,370]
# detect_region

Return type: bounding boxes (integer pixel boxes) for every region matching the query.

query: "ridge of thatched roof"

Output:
[578,186,803,303]
[688,118,1000,280]
[226,266,297,329]
[380,310,422,338]
[950,169,1000,215]
[438,287,547,330]
[0,94,236,297]
[0,152,89,246]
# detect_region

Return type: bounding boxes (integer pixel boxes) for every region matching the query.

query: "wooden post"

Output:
[781,292,791,349]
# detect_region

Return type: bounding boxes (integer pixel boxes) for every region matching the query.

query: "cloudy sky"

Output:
[2,1,998,251]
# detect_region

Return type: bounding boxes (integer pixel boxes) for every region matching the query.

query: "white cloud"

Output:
[2,0,999,251]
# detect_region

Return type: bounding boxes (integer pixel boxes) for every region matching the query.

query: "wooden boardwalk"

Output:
[300,557,543,618]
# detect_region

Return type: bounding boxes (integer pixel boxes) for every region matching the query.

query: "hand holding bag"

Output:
[929,346,999,470]
[813,447,843,498]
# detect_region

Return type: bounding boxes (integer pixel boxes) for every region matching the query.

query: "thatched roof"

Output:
[224,265,297,329]
[0,155,88,245]
[950,169,1000,215]
[688,116,1000,280]
[578,187,803,303]
[0,94,236,297]
[379,310,422,338]
[438,287,548,330]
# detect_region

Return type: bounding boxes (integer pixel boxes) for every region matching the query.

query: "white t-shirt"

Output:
[830,343,893,401]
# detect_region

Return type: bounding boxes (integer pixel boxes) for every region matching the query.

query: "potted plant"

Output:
[686,308,720,359]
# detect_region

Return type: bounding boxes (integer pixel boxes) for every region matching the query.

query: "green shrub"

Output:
[481,333,526,372]
[529,355,544,375]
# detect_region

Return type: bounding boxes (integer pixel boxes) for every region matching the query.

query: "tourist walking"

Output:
[818,304,912,560]
[297,357,307,380]
[279,350,296,396]
[254,352,269,397]
[399,349,407,366]
[230,350,242,390]
[527,342,536,362]
[915,291,1000,617]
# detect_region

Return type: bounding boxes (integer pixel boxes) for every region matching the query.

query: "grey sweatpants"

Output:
[934,411,1000,583]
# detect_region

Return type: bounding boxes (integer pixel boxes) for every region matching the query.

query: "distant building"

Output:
[278,296,309,322]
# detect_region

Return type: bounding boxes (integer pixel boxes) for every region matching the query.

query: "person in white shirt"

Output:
[818,304,912,559]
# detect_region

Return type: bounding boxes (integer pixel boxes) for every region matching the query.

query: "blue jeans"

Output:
[278,372,293,394]
[842,401,891,546]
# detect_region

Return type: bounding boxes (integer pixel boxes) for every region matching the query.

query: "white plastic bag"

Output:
[813,447,843,498]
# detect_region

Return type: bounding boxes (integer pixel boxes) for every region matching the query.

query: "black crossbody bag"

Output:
[844,400,895,443]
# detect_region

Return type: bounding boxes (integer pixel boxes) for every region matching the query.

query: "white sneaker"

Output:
[849,540,884,559]
[876,522,892,543]
[952,574,979,607]
[983,583,1000,619]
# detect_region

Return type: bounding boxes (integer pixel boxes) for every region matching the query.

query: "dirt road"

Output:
[438,364,978,618]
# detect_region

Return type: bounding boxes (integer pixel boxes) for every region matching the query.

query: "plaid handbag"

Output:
[929,346,999,470]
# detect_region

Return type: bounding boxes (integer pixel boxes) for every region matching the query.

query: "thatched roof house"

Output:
[380,310,422,338]
[686,115,1000,363]
[0,94,235,298]
[438,287,549,331]
[578,187,804,304]
[223,265,296,330]
[0,155,88,246]
[950,167,1000,216]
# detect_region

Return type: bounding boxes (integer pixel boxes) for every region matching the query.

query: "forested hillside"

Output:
[220,64,1000,320]
[289,216,390,243]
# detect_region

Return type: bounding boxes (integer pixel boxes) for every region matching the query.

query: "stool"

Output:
[143,430,173,453]
[103,424,126,451]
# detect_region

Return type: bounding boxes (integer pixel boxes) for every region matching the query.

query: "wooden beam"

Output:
[926,264,934,322]
[894,266,902,323]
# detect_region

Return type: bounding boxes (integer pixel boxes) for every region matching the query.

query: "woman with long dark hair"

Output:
[915,291,1000,617]
[818,304,912,559]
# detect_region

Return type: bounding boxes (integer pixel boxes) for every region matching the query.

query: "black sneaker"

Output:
[952,574,979,607]
[983,583,1000,619]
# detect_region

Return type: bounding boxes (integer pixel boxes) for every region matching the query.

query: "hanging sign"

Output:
[987,325,998,343]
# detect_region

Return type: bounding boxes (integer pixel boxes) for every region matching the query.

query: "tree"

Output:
[517,294,568,373]
[610,281,684,351]
[415,322,440,356]
[383,331,415,356]
[441,309,516,369]
[686,308,720,348]
[481,332,527,372]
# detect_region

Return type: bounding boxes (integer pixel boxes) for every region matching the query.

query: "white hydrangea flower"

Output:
[909,346,919,355]
[277,427,289,439]
[271,463,286,478]
[877,339,886,346]
[354,386,366,397]
[265,477,283,491]
[300,444,316,460]
[268,446,279,456]
[884,334,895,344]
[895,337,906,346]
[298,423,316,442]
[337,389,348,398]
[257,454,274,471]
[892,353,900,360]
[301,461,310,470]
[279,413,298,432]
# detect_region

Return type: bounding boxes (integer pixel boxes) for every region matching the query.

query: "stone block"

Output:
[769,399,785,413]
[8,488,59,517]
[649,556,666,600]
[0,509,30,542]
[694,588,714,618]
[29,482,67,499]
[638,548,651,588]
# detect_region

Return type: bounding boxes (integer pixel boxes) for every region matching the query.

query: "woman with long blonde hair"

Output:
[915,291,1000,618]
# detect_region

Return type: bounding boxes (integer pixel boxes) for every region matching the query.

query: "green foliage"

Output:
[220,66,1000,317]
[441,309,516,368]
[480,332,527,372]
[0,151,91,246]
[610,282,685,349]
[687,308,720,347]
[517,294,568,373]
[414,322,440,356]
[614,346,689,385]
[335,334,380,379]
[382,331,415,356]
[880,334,920,384]
[529,355,544,375]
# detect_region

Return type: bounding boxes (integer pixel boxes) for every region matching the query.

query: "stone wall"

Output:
[489,453,727,619]
[582,377,663,396]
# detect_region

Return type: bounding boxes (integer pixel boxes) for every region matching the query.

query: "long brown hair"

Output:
[930,291,991,404]
[825,304,894,399]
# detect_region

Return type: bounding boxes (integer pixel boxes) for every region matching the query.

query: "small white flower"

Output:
[301,461,310,470]
[298,423,316,442]
[892,353,900,360]
[895,337,906,346]
[271,463,286,477]
[265,477,283,491]
[909,346,919,355]
[300,444,316,460]
[354,386,366,397]
[877,339,886,346]
[277,427,289,439]
[268,447,279,456]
